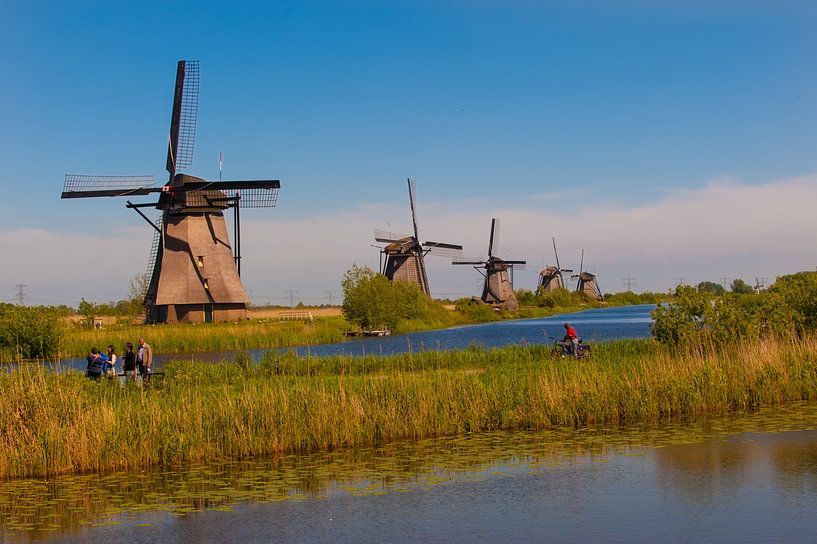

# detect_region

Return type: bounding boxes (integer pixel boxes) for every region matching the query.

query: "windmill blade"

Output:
[503,260,527,265]
[576,249,585,291]
[423,241,463,250]
[166,60,199,180]
[452,260,487,265]
[184,185,281,208]
[425,246,463,259]
[407,178,421,242]
[507,262,527,271]
[552,237,563,272]
[488,218,499,257]
[61,174,158,198]
[375,229,411,244]
[425,237,463,258]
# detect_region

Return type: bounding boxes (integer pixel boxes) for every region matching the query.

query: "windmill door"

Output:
[204,304,213,323]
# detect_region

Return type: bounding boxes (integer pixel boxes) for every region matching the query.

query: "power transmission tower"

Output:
[675,277,687,286]
[286,290,297,308]
[14,284,27,306]
[622,277,637,291]
[324,291,335,306]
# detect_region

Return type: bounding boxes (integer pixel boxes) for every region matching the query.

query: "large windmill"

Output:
[453,218,526,310]
[61,60,281,323]
[571,249,603,300]
[374,179,462,297]
[537,237,573,294]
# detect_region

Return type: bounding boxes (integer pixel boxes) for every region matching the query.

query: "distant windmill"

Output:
[537,237,573,294]
[570,249,603,300]
[453,218,526,310]
[61,60,281,323]
[374,179,463,297]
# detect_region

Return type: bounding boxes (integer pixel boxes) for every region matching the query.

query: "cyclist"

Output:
[563,323,579,357]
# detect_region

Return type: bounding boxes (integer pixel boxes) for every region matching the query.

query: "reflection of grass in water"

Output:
[1,402,816,541]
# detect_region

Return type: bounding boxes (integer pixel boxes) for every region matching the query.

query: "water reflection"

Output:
[2,402,817,543]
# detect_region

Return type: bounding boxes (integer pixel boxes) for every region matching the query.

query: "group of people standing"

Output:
[86,337,153,383]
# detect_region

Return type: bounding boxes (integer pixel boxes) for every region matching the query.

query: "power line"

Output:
[14,284,27,306]
[622,277,637,291]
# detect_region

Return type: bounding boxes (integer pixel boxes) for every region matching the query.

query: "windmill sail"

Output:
[166,60,199,179]
[453,217,525,310]
[376,178,462,297]
[61,60,281,324]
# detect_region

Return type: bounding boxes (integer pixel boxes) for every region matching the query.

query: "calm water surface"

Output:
[53,304,655,372]
[3,402,816,543]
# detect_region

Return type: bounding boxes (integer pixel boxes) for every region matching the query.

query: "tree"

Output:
[697,281,726,295]
[0,304,65,360]
[341,264,446,330]
[730,278,754,294]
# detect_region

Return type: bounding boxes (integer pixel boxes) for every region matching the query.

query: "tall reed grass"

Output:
[1,337,815,479]
[57,317,350,358]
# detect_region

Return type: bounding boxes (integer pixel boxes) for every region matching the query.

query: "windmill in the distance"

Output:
[571,249,603,300]
[537,237,572,294]
[61,60,281,323]
[374,179,463,297]
[453,218,526,310]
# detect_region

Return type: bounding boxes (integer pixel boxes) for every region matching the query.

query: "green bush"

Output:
[341,265,449,330]
[651,273,815,348]
[0,304,65,360]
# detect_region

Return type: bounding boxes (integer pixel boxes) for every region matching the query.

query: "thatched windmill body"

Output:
[61,60,280,323]
[374,179,462,297]
[571,249,603,300]
[537,237,572,294]
[453,219,526,310]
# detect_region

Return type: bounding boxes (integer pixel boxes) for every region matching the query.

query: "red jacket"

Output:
[564,326,578,339]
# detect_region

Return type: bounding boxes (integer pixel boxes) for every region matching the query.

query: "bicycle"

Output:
[548,337,591,360]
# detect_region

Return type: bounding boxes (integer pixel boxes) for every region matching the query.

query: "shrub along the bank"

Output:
[2,337,817,479]
[652,271,817,348]
[0,304,65,360]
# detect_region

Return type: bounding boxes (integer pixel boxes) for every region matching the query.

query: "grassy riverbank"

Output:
[55,316,351,359]
[2,337,816,479]
[54,302,595,359]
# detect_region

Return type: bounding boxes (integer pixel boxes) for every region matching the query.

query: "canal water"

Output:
[287,303,654,358]
[54,304,656,372]
[3,402,816,543]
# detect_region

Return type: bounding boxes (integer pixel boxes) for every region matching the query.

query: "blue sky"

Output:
[2,1,816,305]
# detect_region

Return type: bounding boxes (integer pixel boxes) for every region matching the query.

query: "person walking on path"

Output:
[136,337,153,384]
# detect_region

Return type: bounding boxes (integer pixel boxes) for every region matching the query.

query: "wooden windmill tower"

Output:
[537,237,573,294]
[61,60,281,323]
[374,179,462,297]
[453,218,526,310]
[571,249,603,300]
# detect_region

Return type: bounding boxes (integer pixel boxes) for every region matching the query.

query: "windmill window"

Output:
[197,256,205,268]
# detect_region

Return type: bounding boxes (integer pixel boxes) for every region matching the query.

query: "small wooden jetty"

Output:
[345,329,391,337]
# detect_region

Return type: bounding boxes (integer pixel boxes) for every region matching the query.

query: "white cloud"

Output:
[2,174,815,305]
